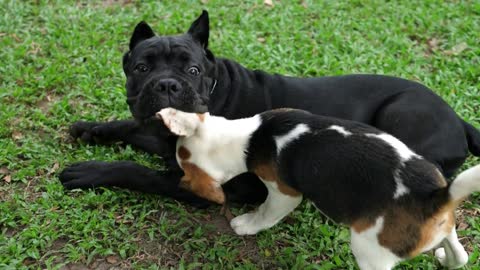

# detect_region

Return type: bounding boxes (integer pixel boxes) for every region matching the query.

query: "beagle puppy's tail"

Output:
[449,163,480,202]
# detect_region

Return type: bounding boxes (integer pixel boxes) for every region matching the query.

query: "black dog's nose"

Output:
[157,79,182,93]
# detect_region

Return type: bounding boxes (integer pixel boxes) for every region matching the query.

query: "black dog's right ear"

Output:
[129,21,155,51]
[187,10,209,49]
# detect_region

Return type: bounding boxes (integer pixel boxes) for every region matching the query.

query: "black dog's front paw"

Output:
[69,121,110,144]
[58,161,212,208]
[59,161,113,189]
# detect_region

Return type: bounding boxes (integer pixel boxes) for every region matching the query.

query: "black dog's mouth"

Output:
[131,99,209,124]
[135,103,207,137]
[140,115,161,125]
[127,76,210,123]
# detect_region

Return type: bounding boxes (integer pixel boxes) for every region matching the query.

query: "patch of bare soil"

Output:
[195,206,271,266]
[76,0,134,8]
[37,93,61,115]
[455,203,480,253]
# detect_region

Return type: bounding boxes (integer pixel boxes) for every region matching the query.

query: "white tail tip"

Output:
[449,164,480,202]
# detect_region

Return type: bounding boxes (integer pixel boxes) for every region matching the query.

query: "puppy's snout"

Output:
[156,79,182,93]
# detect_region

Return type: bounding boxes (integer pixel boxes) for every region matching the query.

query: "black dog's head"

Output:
[122,11,217,123]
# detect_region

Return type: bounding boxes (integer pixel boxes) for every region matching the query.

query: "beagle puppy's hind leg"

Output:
[350,217,401,270]
[434,228,469,269]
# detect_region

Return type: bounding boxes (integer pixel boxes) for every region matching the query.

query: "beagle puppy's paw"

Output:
[230,212,264,235]
[434,247,469,269]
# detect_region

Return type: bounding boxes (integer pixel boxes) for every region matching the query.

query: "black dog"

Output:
[60,11,480,207]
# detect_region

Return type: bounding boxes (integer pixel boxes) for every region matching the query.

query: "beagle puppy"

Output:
[156,107,479,270]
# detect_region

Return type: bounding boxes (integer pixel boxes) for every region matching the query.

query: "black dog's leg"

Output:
[69,119,172,156]
[59,160,211,208]
[222,173,268,205]
[69,120,138,144]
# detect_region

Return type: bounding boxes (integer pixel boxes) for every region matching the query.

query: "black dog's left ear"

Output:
[130,21,156,51]
[187,10,209,49]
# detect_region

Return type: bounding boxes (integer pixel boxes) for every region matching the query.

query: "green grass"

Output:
[1,0,479,269]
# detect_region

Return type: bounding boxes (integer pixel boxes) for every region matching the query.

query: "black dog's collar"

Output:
[210,79,218,95]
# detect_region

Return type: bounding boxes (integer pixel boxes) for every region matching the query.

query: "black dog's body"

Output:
[60,11,480,207]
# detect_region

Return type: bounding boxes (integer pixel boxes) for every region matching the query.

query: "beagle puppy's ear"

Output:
[156,108,205,137]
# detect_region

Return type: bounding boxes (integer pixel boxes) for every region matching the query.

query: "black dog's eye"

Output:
[134,64,150,73]
[187,66,200,76]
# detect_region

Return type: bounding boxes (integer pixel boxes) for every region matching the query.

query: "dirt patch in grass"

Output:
[60,261,115,270]
[75,0,134,9]
[37,93,61,115]
[455,203,480,253]
[200,206,236,236]
[127,235,185,267]
[196,207,272,266]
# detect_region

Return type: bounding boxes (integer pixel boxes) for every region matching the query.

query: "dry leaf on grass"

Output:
[264,0,273,7]
[22,257,36,266]
[12,131,23,140]
[444,42,468,56]
[48,162,60,175]
[426,38,439,52]
[457,221,469,231]
[28,42,41,55]
[102,0,132,7]
[106,255,119,264]
[11,34,21,42]
[3,175,11,183]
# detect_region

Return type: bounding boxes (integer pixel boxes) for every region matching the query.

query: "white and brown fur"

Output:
[157,107,479,270]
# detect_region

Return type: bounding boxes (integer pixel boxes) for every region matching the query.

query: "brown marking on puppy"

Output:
[351,218,375,233]
[178,146,191,160]
[408,201,456,257]
[377,207,421,257]
[179,161,225,204]
[376,199,457,258]
[197,113,205,122]
[253,161,301,197]
[434,168,448,188]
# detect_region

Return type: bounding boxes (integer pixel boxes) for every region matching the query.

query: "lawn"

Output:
[1,0,479,269]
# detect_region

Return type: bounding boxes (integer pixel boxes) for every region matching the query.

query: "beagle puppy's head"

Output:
[156,108,225,204]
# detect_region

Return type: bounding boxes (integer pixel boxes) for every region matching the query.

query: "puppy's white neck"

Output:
[179,114,261,184]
